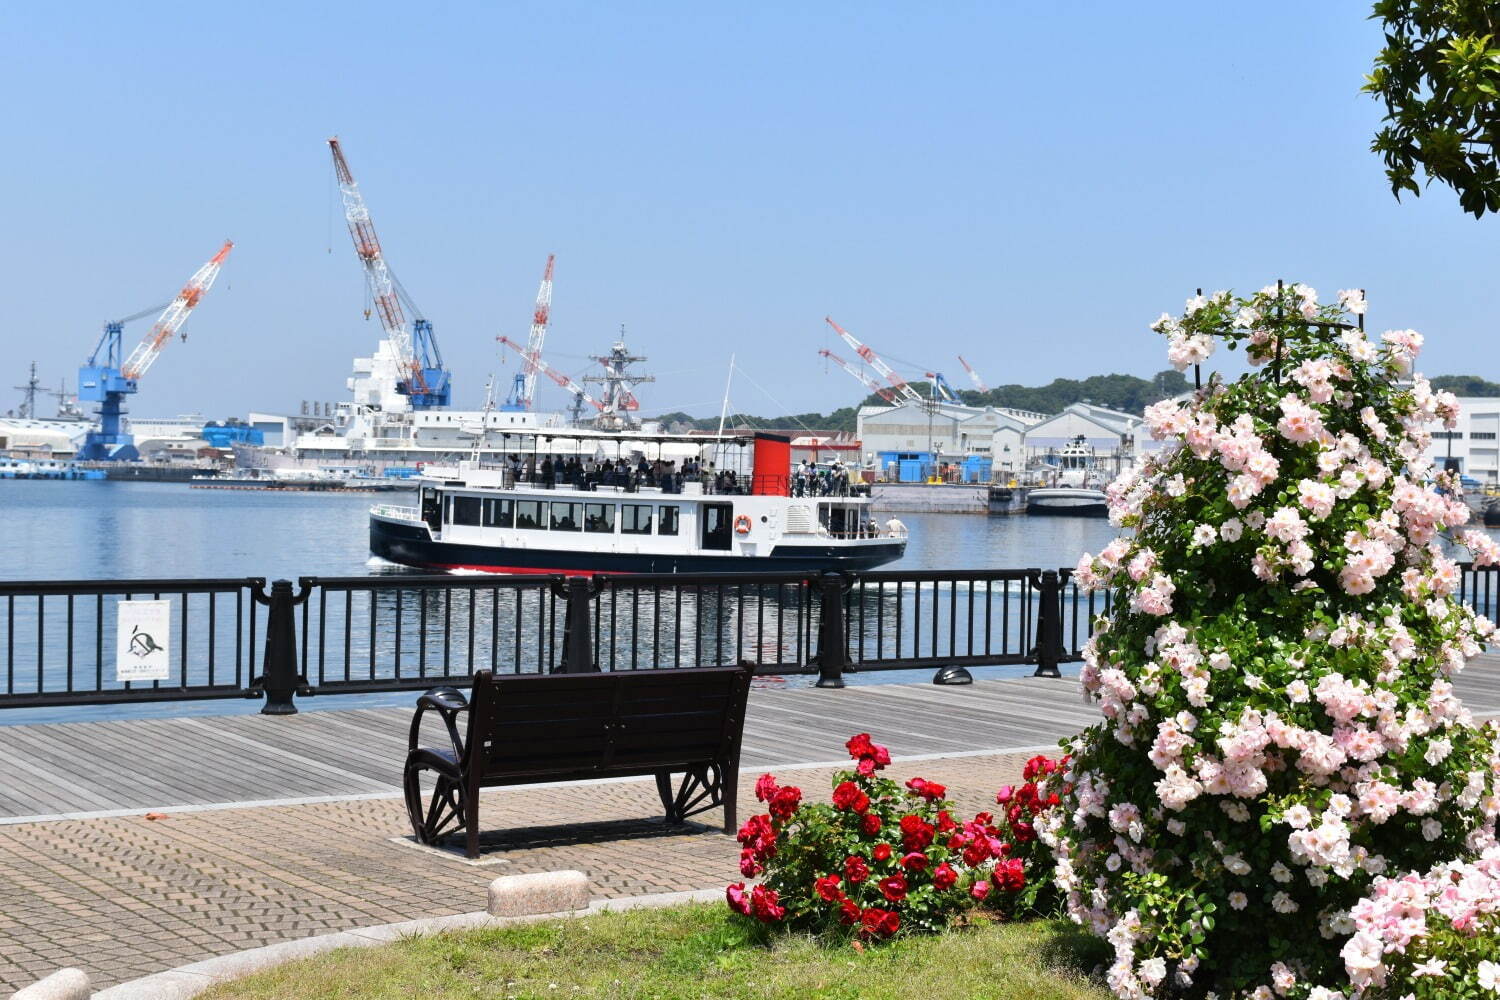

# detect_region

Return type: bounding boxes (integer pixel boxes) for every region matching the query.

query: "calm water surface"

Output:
[0,480,1121,581]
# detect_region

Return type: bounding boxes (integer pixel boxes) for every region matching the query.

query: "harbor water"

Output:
[0,481,1123,582]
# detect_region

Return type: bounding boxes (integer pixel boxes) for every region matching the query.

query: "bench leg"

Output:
[403,761,467,848]
[655,764,724,826]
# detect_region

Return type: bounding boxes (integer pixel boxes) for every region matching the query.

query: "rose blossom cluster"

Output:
[1050,285,1500,1000]
[1341,841,1500,996]
[726,734,1062,940]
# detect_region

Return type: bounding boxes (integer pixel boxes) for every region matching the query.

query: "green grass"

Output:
[199,903,1112,1000]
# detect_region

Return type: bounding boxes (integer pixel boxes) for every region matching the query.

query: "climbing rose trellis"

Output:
[1052,284,1500,999]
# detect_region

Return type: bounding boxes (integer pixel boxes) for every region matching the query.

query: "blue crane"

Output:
[77,242,234,461]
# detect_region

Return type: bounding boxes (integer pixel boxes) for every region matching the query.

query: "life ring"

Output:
[733,514,752,536]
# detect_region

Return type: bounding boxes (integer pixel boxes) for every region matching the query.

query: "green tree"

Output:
[1365,0,1500,217]
[1429,373,1500,395]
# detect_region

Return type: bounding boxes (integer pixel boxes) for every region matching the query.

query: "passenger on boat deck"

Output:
[540,457,554,488]
[884,516,906,537]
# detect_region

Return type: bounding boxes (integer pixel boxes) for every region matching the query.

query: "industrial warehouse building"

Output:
[1424,397,1500,485]
[855,399,1148,482]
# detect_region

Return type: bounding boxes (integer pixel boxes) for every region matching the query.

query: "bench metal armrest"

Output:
[409,686,469,761]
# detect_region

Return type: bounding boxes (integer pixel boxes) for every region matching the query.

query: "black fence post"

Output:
[1032,569,1064,679]
[813,572,849,689]
[555,576,598,674]
[250,578,312,714]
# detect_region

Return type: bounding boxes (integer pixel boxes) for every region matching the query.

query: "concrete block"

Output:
[487,870,589,917]
[12,968,91,1000]
[91,970,213,1000]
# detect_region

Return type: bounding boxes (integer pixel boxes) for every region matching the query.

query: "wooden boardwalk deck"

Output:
[3,655,1498,823]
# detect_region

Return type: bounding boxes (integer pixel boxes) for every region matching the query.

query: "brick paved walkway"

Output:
[0,748,1042,992]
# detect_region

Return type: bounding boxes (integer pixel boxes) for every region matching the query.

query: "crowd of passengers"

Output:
[501,455,743,494]
[792,459,854,497]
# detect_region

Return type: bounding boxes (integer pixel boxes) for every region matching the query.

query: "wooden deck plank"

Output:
[2,657,1497,819]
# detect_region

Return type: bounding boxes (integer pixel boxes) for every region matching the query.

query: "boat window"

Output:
[421,489,441,532]
[549,502,581,532]
[621,504,653,535]
[483,498,512,528]
[659,506,680,536]
[584,503,616,533]
[443,495,453,524]
[515,500,544,529]
[452,496,482,527]
[700,503,733,551]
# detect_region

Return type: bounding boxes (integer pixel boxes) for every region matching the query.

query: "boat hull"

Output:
[370,515,906,575]
[1026,488,1108,517]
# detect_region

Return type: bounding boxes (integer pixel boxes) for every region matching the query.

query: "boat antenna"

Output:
[472,375,496,462]
[714,353,735,468]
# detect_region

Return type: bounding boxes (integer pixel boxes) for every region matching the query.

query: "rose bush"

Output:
[1052,284,1500,998]
[726,733,1061,939]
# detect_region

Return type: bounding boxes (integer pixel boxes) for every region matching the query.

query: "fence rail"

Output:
[1,563,1496,712]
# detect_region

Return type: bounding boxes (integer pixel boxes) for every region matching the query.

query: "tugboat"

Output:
[369,432,908,574]
[1026,436,1109,517]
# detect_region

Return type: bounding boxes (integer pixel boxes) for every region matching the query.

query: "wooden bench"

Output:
[402,663,755,859]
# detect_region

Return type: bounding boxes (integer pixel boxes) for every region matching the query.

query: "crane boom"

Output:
[121,241,233,380]
[497,336,604,411]
[505,254,555,409]
[818,349,898,404]
[823,317,923,403]
[958,355,988,392]
[329,138,449,407]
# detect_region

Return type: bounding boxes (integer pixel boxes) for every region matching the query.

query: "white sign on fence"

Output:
[117,599,172,682]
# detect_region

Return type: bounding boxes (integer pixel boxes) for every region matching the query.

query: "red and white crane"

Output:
[823,316,922,404]
[122,241,234,380]
[496,335,604,411]
[818,348,898,404]
[958,355,988,393]
[328,137,450,407]
[507,253,555,410]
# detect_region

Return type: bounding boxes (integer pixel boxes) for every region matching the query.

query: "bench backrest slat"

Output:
[462,665,753,785]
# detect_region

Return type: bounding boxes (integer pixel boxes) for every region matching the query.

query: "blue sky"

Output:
[2,1,1495,421]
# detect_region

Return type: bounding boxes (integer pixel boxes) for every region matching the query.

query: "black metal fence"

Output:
[0,578,263,709]
[2,564,1497,712]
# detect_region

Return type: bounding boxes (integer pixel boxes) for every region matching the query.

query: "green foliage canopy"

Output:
[1366,0,1500,217]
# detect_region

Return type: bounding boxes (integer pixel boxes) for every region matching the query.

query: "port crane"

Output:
[328,137,450,409]
[823,317,923,404]
[496,335,604,414]
[818,348,898,404]
[502,254,555,411]
[958,355,988,392]
[924,371,960,402]
[77,241,233,461]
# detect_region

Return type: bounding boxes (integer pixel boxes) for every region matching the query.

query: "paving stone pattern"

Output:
[0,749,1042,992]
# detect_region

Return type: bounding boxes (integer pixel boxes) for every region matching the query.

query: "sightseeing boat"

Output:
[1026,436,1109,517]
[369,432,908,574]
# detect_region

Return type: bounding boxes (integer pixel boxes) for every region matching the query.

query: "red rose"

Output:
[768,785,802,821]
[970,879,991,901]
[838,898,861,925]
[845,732,890,771]
[899,815,935,852]
[832,780,869,813]
[725,882,751,915]
[739,849,761,877]
[873,843,893,862]
[860,813,883,836]
[877,874,907,901]
[750,884,785,922]
[814,874,843,902]
[961,839,991,867]
[906,777,947,801]
[860,906,900,938]
[935,810,958,833]
[900,851,929,872]
[992,857,1026,893]
[1022,754,1057,781]
[844,855,870,883]
[932,862,958,890]
[856,758,876,777]
[846,732,876,759]
[754,773,779,802]
[737,814,771,847]
[1011,821,1036,843]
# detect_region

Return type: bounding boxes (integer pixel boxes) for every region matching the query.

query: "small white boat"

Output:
[1026,436,1108,517]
